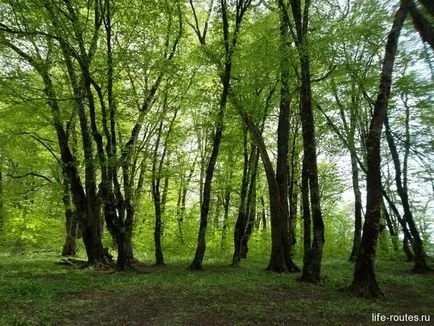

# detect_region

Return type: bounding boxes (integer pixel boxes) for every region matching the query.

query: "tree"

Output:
[287,0,325,283]
[189,0,252,270]
[348,1,408,298]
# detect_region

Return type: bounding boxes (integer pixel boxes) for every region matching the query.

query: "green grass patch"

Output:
[0,253,433,325]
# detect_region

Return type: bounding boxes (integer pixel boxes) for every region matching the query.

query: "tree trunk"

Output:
[382,201,399,253]
[61,177,79,256]
[276,8,298,272]
[153,187,165,265]
[260,196,266,230]
[235,101,298,272]
[232,130,252,266]
[0,159,3,235]
[349,150,363,261]
[301,157,311,256]
[403,236,415,262]
[288,143,300,251]
[384,115,430,273]
[348,3,408,298]
[176,183,185,244]
[189,105,224,270]
[289,0,325,283]
[152,122,165,266]
[221,187,231,252]
[241,168,257,259]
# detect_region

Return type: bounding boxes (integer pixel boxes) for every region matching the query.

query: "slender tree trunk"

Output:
[241,167,257,259]
[152,122,166,266]
[176,182,185,244]
[349,150,363,261]
[221,187,231,252]
[301,157,311,257]
[260,196,267,230]
[189,102,225,270]
[213,194,222,230]
[348,3,408,298]
[384,115,430,272]
[232,129,251,266]
[236,102,296,272]
[383,190,415,254]
[382,201,399,253]
[0,159,3,235]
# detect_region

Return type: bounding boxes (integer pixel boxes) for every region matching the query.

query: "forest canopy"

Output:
[0,0,433,299]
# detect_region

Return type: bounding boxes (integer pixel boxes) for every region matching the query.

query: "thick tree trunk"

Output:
[61,177,79,256]
[43,68,105,265]
[232,129,250,266]
[153,188,165,265]
[348,3,408,298]
[276,11,299,272]
[151,122,165,266]
[301,157,311,256]
[403,236,415,262]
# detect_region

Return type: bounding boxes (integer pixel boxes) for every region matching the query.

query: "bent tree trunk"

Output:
[348,3,408,298]
[235,98,298,273]
[384,116,431,273]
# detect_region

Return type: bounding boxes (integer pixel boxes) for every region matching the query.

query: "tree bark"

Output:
[349,150,363,261]
[348,3,408,298]
[301,157,311,256]
[61,176,79,256]
[221,186,231,252]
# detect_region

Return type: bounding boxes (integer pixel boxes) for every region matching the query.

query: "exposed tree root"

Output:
[55,258,88,268]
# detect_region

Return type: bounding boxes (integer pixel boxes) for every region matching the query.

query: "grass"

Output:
[0,253,433,325]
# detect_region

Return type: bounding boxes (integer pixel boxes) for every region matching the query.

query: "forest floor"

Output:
[0,253,433,325]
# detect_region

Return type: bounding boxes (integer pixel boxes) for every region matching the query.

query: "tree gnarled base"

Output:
[347,255,384,298]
